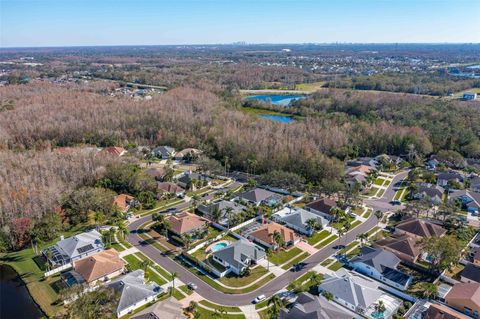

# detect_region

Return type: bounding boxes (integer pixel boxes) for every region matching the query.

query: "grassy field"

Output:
[307,230,330,245]
[268,247,302,265]
[294,81,325,91]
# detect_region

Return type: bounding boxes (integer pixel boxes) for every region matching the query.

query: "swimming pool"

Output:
[211,242,228,252]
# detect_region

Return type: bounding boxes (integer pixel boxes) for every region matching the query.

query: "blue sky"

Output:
[1,0,479,47]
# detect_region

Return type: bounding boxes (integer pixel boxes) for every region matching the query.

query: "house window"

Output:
[474,310,478,318]
[465,307,472,315]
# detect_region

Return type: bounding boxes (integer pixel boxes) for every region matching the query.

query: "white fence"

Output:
[44,263,72,277]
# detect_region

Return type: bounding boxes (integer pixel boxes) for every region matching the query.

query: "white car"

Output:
[253,294,266,304]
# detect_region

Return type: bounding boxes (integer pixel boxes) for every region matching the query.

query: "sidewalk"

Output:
[258,259,286,277]
[119,246,139,257]
[239,305,260,319]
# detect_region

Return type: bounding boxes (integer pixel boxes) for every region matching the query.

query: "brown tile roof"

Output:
[113,194,135,212]
[446,282,480,308]
[167,212,207,235]
[425,304,470,319]
[74,249,124,283]
[250,222,299,246]
[157,182,184,194]
[305,198,337,214]
[396,218,447,238]
[375,234,421,259]
[101,146,126,157]
[348,165,372,175]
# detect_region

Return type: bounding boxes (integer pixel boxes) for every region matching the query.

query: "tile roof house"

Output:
[113,194,137,213]
[144,167,167,181]
[374,234,421,264]
[44,230,104,266]
[348,247,412,290]
[100,146,127,157]
[318,270,383,314]
[280,292,351,319]
[152,146,176,159]
[131,297,185,319]
[237,188,282,206]
[423,303,471,319]
[157,182,185,198]
[395,218,447,239]
[305,198,337,221]
[248,221,300,250]
[449,190,480,214]
[166,212,208,236]
[461,263,480,283]
[273,207,329,236]
[212,240,266,276]
[445,282,480,318]
[197,200,246,227]
[108,269,162,318]
[72,248,124,286]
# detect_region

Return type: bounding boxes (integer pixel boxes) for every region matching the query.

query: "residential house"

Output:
[166,212,208,236]
[131,297,185,319]
[445,282,480,318]
[212,240,266,276]
[305,198,338,221]
[394,218,447,240]
[273,207,329,236]
[100,146,127,157]
[461,263,480,283]
[417,303,471,319]
[157,182,185,198]
[176,172,212,191]
[345,164,374,190]
[237,188,283,206]
[152,146,176,159]
[44,230,104,266]
[113,194,137,213]
[248,221,300,250]
[374,234,422,264]
[70,249,124,287]
[108,269,162,318]
[471,177,480,193]
[317,269,383,314]
[437,172,464,188]
[426,159,440,171]
[174,148,203,162]
[280,292,352,319]
[197,200,246,227]
[348,247,412,290]
[145,167,167,181]
[449,190,480,215]
[412,184,445,205]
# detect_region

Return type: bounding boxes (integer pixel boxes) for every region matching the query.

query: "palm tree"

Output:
[357,233,369,247]
[225,206,234,228]
[374,300,386,314]
[271,230,284,250]
[306,218,321,234]
[170,272,178,295]
[182,233,193,250]
[116,221,129,240]
[309,272,323,286]
[374,210,383,222]
[141,259,152,273]
[210,207,222,223]
[268,295,285,319]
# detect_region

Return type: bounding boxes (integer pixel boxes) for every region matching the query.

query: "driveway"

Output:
[127,210,379,306]
[364,170,409,213]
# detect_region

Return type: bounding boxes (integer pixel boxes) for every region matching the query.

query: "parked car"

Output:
[187,282,198,290]
[253,294,266,304]
[391,200,402,205]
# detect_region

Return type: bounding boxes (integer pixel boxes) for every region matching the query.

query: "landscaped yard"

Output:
[328,261,343,271]
[350,220,362,229]
[219,265,269,287]
[331,216,355,230]
[199,300,242,313]
[281,252,310,270]
[268,247,302,265]
[307,229,330,245]
[196,306,246,319]
[314,234,338,248]
[374,177,386,186]
[123,253,168,285]
[321,258,334,267]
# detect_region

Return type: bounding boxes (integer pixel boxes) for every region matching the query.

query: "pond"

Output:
[260,114,296,123]
[244,95,305,107]
[0,264,45,319]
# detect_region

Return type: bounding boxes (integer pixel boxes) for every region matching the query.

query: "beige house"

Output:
[445,282,480,318]
[73,248,125,287]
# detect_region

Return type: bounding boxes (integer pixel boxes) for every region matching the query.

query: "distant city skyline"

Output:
[1,0,479,48]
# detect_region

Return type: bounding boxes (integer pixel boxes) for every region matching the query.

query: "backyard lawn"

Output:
[268,247,302,265]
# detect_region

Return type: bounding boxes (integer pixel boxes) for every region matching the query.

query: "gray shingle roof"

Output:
[238,188,280,204]
[54,230,103,260]
[275,208,329,233]
[461,263,480,283]
[197,200,246,223]
[108,270,162,315]
[350,247,400,271]
[212,240,266,270]
[318,270,382,310]
[280,293,351,319]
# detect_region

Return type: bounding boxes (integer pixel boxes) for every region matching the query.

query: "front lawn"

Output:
[123,253,168,285]
[199,300,242,313]
[374,178,386,186]
[314,234,338,248]
[328,261,343,271]
[281,252,310,270]
[268,247,302,265]
[196,307,245,319]
[219,265,268,287]
[307,230,330,245]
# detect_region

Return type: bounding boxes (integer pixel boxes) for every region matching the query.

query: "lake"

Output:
[260,114,296,123]
[0,264,44,319]
[244,94,305,107]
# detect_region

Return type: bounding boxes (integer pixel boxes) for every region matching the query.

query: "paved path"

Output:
[239,305,261,319]
[118,246,139,258]
[127,211,378,306]
[257,259,286,277]
[296,240,319,255]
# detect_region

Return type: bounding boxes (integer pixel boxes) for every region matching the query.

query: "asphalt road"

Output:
[126,172,405,306]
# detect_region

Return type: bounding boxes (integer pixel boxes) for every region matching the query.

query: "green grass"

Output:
[331,216,355,230]
[111,241,126,252]
[196,307,246,319]
[268,247,302,265]
[295,81,325,91]
[350,220,362,229]
[352,207,364,216]
[362,209,372,218]
[321,258,334,266]
[307,230,330,245]
[255,298,270,309]
[123,253,168,285]
[364,187,380,196]
[219,265,269,287]
[258,308,271,319]
[374,177,386,186]
[281,252,310,270]
[366,226,381,237]
[199,300,242,313]
[178,284,193,295]
[171,288,186,300]
[338,241,360,255]
[327,261,343,271]
[314,234,338,248]
[377,189,386,197]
